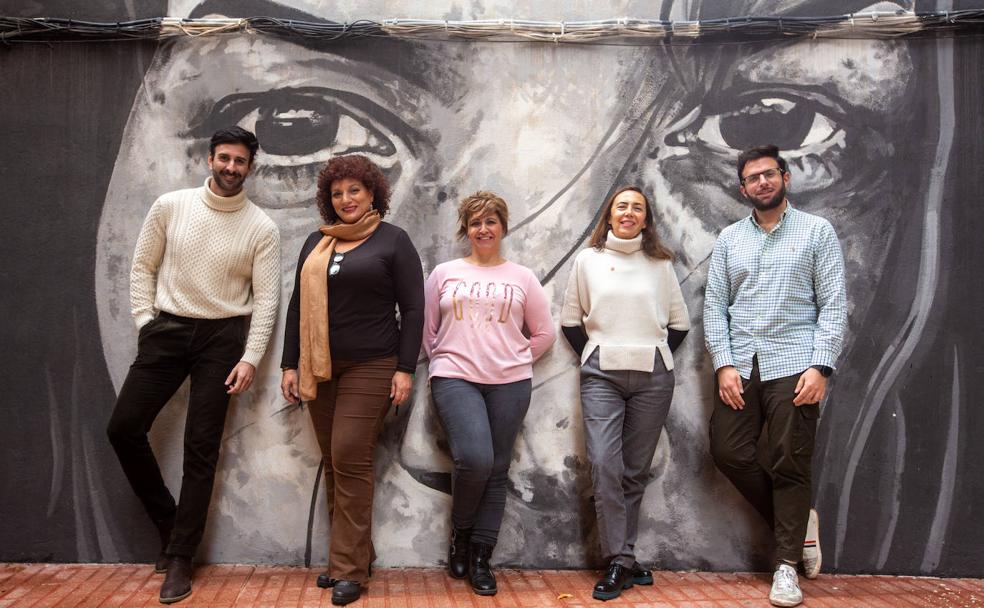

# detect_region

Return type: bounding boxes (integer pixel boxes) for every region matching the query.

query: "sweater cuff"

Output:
[240,349,263,368]
[559,303,583,327]
[134,311,155,330]
[711,350,735,371]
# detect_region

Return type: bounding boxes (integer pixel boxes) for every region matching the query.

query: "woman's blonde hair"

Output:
[456,191,510,240]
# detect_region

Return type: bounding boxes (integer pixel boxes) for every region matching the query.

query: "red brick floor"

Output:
[1,563,981,608]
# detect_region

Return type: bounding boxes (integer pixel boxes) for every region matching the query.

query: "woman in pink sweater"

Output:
[423,191,556,596]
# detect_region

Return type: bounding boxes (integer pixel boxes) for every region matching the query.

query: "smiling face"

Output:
[739,157,789,213]
[608,189,648,239]
[207,142,252,196]
[330,177,374,224]
[466,211,504,257]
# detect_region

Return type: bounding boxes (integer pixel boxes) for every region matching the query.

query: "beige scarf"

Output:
[299,211,381,401]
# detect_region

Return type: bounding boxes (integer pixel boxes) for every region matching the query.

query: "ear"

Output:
[739,184,748,199]
[207,155,215,170]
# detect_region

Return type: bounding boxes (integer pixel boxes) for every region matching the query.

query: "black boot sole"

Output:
[472,586,497,596]
[159,588,192,604]
[592,581,632,601]
[330,592,361,606]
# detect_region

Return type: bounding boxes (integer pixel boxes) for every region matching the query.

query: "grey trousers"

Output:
[431,377,532,546]
[580,348,675,567]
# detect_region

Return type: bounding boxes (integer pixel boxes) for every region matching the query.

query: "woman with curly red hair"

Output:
[280,155,424,606]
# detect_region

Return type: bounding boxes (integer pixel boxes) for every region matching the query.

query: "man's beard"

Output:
[751,182,786,212]
[212,168,245,194]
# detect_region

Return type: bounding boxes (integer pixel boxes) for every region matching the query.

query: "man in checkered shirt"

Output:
[703,145,847,608]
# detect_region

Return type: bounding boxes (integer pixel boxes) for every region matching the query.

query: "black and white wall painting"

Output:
[2,0,982,576]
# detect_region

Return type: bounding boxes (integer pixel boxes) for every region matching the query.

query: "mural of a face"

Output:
[96,0,951,570]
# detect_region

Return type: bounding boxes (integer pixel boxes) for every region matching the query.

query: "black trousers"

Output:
[708,358,819,565]
[107,312,245,558]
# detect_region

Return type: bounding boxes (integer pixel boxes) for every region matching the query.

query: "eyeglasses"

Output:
[740,168,784,186]
[328,252,344,276]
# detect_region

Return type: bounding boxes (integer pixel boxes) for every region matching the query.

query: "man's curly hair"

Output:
[316,155,392,223]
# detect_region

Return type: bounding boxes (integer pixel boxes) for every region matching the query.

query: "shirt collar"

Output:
[749,200,794,233]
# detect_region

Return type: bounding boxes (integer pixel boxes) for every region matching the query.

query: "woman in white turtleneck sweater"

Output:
[561,186,690,602]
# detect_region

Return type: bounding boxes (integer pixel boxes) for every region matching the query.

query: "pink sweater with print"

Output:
[424,258,556,384]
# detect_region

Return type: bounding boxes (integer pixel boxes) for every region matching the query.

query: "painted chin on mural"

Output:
[95,0,931,569]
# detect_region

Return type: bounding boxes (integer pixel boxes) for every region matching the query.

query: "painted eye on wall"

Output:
[672,92,844,158]
[664,89,861,194]
[186,86,420,177]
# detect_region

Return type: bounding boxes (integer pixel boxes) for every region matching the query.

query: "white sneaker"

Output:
[769,564,803,607]
[802,508,822,579]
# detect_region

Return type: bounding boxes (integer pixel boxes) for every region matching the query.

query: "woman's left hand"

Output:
[390,370,414,406]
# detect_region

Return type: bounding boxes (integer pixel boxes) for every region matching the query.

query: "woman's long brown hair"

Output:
[588,186,675,260]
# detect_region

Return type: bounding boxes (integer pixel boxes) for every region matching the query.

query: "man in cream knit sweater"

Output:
[106,127,280,604]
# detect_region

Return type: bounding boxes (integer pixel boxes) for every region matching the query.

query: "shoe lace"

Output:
[774,566,799,594]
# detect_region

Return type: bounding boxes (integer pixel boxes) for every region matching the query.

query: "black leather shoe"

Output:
[159,556,193,604]
[468,542,497,596]
[592,562,633,601]
[331,580,362,606]
[448,528,471,579]
[631,564,653,585]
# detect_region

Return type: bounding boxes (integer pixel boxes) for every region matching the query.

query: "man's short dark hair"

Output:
[737,144,788,182]
[209,127,260,163]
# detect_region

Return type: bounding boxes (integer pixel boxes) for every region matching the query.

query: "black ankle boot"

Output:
[153,516,175,574]
[468,542,497,596]
[448,528,471,579]
[159,555,193,604]
[592,562,633,601]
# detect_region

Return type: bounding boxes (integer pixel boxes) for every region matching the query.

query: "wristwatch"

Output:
[811,365,833,378]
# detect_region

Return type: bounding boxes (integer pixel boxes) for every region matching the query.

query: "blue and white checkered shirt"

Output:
[703,203,847,381]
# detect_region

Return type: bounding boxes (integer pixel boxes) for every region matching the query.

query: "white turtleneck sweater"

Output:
[561,231,690,372]
[130,179,281,367]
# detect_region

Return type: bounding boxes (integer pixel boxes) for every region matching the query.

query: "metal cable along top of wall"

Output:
[1,10,984,44]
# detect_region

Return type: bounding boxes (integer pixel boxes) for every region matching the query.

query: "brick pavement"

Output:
[1,563,981,608]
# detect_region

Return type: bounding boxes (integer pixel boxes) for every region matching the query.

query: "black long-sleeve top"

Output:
[281,222,425,374]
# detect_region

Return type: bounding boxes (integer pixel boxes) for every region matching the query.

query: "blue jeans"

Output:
[580,348,675,567]
[430,377,532,546]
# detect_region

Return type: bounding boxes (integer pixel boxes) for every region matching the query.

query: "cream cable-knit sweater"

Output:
[561,231,690,372]
[130,179,281,367]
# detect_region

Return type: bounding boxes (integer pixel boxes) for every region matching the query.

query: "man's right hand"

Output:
[717,365,745,410]
[281,369,300,404]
